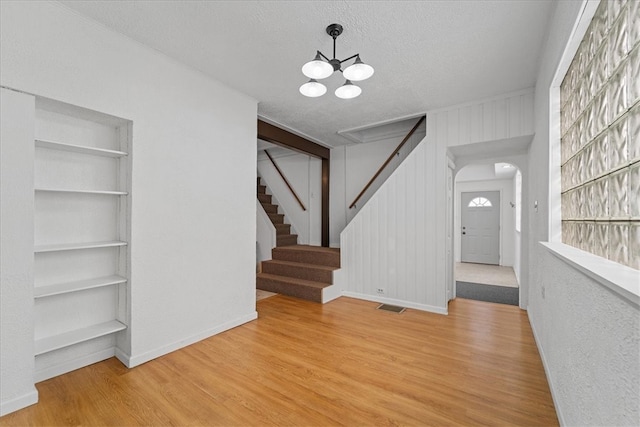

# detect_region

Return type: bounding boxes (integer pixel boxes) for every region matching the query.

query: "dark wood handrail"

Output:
[264,150,307,211]
[349,116,426,209]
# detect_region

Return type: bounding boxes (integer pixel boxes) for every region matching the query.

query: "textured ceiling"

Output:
[59,0,555,147]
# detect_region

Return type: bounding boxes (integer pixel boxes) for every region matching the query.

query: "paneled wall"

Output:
[330,122,426,247]
[337,89,535,313]
[431,89,534,147]
[340,136,447,313]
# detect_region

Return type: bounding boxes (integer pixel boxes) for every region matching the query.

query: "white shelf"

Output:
[35,188,128,195]
[35,139,128,157]
[34,275,127,299]
[34,320,126,356]
[34,240,127,253]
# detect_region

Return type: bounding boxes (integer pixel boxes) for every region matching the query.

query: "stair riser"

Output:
[272,249,340,267]
[257,277,322,303]
[258,185,266,194]
[277,235,298,246]
[262,262,333,284]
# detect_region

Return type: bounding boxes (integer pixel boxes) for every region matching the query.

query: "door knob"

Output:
[462,232,466,235]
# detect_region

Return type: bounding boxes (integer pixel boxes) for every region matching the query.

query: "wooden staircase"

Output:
[257,177,298,247]
[257,246,340,303]
[257,177,340,303]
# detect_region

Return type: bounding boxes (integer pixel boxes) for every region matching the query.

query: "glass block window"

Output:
[560,0,639,270]
[468,197,492,207]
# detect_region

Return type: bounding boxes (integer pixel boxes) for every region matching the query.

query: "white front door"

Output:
[461,191,500,265]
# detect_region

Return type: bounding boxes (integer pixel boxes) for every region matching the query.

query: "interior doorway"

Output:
[460,191,500,265]
[452,162,522,306]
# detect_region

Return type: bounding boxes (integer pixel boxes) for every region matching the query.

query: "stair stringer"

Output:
[336,135,448,314]
[257,174,299,239]
[322,270,343,303]
[256,200,276,269]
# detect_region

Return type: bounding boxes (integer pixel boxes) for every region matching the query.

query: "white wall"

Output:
[330,124,426,247]
[0,89,39,416]
[454,178,515,266]
[527,0,640,425]
[0,0,257,414]
[257,150,321,245]
[534,245,639,426]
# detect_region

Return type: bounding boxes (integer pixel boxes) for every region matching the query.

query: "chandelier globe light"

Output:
[299,79,327,97]
[343,56,375,81]
[302,53,334,80]
[300,23,374,99]
[335,80,361,99]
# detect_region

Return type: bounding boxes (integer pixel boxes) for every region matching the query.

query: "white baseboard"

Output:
[114,347,131,367]
[0,388,38,417]
[125,311,258,368]
[528,311,565,426]
[34,347,116,383]
[341,291,448,315]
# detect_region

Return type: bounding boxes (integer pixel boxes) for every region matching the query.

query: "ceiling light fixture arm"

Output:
[339,53,360,64]
[317,50,331,62]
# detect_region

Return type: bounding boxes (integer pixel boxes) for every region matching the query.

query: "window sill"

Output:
[540,242,639,307]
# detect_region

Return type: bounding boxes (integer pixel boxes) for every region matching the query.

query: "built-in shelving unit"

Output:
[34,275,127,299]
[35,188,129,195]
[35,139,128,157]
[34,241,128,253]
[33,97,132,382]
[34,320,127,356]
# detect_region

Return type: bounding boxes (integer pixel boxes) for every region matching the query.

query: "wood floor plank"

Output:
[0,296,558,426]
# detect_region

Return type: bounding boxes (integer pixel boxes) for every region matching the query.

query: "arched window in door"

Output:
[468,197,492,207]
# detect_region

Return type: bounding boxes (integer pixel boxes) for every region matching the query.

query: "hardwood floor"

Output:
[1,296,558,426]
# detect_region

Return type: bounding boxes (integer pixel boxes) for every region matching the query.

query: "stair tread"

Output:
[257,273,331,289]
[263,259,338,271]
[275,224,290,232]
[261,204,278,213]
[274,245,340,254]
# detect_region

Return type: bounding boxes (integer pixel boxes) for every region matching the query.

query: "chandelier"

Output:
[299,24,374,99]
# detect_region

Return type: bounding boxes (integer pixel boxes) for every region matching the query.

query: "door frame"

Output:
[448,152,528,309]
[460,190,502,265]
